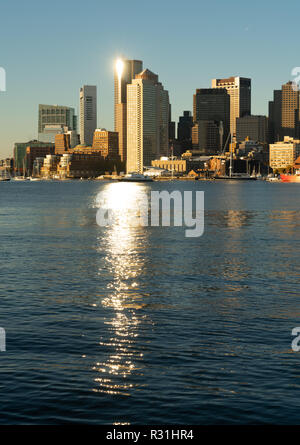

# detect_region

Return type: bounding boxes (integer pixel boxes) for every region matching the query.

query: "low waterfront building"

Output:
[56,152,125,179]
[55,133,71,154]
[92,129,119,160]
[40,155,61,178]
[32,157,45,176]
[294,156,300,171]
[269,136,300,170]
[0,158,13,178]
[26,144,55,175]
[208,156,227,176]
[152,158,187,173]
[14,140,54,174]
[152,155,211,175]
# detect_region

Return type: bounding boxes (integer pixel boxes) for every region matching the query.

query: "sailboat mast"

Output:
[171,145,174,180]
[229,133,233,178]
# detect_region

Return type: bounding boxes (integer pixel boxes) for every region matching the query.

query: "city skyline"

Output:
[1,0,300,158]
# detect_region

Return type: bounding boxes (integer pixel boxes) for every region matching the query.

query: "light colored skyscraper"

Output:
[211,77,251,138]
[281,81,300,138]
[114,59,143,161]
[126,69,169,173]
[38,104,77,142]
[80,85,97,146]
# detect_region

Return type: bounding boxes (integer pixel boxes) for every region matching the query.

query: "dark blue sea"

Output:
[0,179,299,424]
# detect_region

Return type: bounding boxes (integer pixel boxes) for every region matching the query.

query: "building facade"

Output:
[114,59,143,162]
[92,129,119,159]
[211,77,251,138]
[26,144,55,175]
[281,81,300,138]
[38,105,77,141]
[126,69,170,173]
[269,136,300,170]
[236,115,268,143]
[80,85,97,146]
[14,140,55,174]
[192,120,221,154]
[268,89,282,143]
[178,111,193,142]
[193,88,230,151]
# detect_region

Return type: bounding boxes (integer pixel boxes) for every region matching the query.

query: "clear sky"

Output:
[0,0,299,158]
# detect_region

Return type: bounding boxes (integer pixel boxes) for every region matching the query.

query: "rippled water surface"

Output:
[0,180,300,424]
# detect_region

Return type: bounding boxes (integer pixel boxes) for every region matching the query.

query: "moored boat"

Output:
[214,173,257,180]
[118,172,153,182]
[280,174,300,183]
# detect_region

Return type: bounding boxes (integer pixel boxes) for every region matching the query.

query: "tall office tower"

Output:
[268,90,282,143]
[80,85,97,146]
[178,111,193,144]
[193,88,230,150]
[281,81,300,138]
[236,115,268,143]
[168,105,176,140]
[114,59,143,161]
[211,77,251,138]
[126,69,170,173]
[192,120,221,154]
[38,105,77,142]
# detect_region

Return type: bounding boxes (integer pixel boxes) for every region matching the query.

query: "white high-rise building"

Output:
[126,69,169,174]
[212,77,251,138]
[80,85,97,146]
[114,59,143,162]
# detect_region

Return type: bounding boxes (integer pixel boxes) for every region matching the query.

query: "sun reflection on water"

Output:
[92,182,152,396]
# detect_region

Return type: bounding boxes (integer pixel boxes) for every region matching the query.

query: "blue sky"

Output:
[0,0,299,157]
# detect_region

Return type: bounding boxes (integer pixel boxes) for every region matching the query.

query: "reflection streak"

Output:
[93,183,151,395]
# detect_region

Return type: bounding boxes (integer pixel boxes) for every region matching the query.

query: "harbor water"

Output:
[0,179,299,424]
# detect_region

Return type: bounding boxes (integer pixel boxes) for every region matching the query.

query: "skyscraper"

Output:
[211,77,251,138]
[269,82,300,142]
[38,104,77,142]
[126,69,169,173]
[281,81,300,138]
[268,90,282,142]
[236,115,268,143]
[192,120,221,154]
[80,85,97,146]
[177,111,193,149]
[193,88,230,150]
[114,59,143,162]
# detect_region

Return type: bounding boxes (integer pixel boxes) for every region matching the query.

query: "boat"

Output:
[13,159,29,180]
[256,164,262,179]
[13,176,28,181]
[118,172,153,182]
[214,133,257,180]
[0,171,11,181]
[214,172,257,180]
[280,174,300,183]
[267,176,280,182]
[29,177,40,181]
[0,170,11,181]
